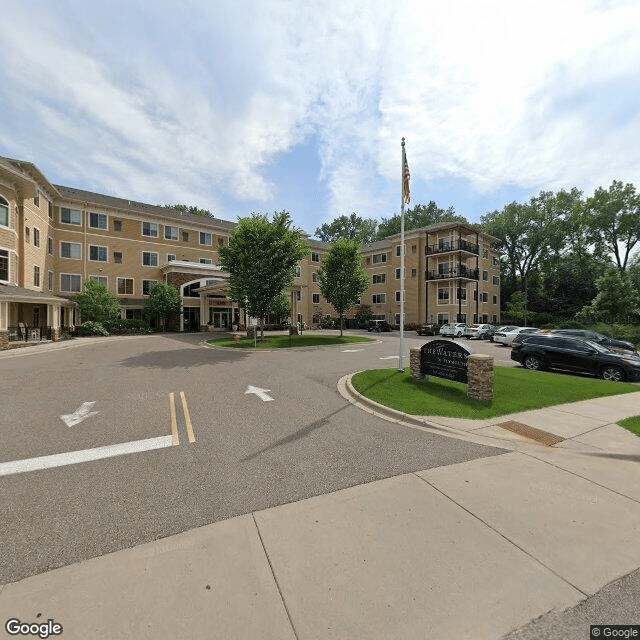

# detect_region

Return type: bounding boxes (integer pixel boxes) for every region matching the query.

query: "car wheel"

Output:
[524,355,543,371]
[601,365,624,382]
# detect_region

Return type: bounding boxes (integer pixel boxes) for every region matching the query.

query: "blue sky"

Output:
[1,0,639,237]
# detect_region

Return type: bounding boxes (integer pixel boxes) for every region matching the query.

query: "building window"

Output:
[113,220,123,231]
[91,276,108,287]
[48,270,54,291]
[142,280,157,295]
[142,222,158,237]
[411,268,417,277]
[311,252,320,262]
[372,294,386,304]
[294,265,301,277]
[48,201,53,219]
[199,258,212,264]
[182,230,189,242]
[88,246,107,262]
[493,295,497,304]
[395,268,402,279]
[199,232,212,246]
[48,237,53,255]
[114,252,123,264]
[0,197,9,227]
[372,253,386,264]
[60,274,82,292]
[438,263,450,275]
[438,238,451,251]
[0,249,8,282]
[165,225,178,240]
[25,227,30,243]
[438,288,449,301]
[412,245,417,254]
[493,276,500,285]
[117,278,134,295]
[34,193,40,207]
[33,227,40,247]
[296,290,301,301]
[312,293,320,303]
[396,244,405,257]
[457,287,467,300]
[33,266,40,287]
[437,314,449,325]
[482,270,488,281]
[493,257,499,266]
[142,252,159,266]
[481,292,488,302]
[218,236,225,246]
[61,207,82,225]
[395,291,404,302]
[372,273,385,284]
[89,212,108,229]
[167,254,176,262]
[60,242,82,259]
[312,272,318,283]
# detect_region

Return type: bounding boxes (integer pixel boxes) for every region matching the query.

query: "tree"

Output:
[577,267,640,323]
[585,180,640,272]
[219,211,309,339]
[318,238,370,337]
[165,204,214,218]
[376,201,466,240]
[75,278,121,324]
[315,212,378,244]
[144,282,181,330]
[266,292,291,324]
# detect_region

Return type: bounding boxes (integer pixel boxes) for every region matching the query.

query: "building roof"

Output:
[0,283,77,305]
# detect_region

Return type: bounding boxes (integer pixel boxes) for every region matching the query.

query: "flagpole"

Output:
[398,138,406,372]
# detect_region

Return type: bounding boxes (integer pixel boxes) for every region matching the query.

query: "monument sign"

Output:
[420,339,470,383]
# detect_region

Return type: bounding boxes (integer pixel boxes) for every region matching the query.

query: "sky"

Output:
[1,0,639,237]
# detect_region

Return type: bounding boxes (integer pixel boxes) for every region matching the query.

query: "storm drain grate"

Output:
[496,421,565,446]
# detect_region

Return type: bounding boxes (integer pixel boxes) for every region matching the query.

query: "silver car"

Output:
[493,327,539,346]
[464,323,494,340]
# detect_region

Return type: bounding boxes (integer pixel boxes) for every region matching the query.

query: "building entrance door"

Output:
[183,307,200,332]
[209,307,230,329]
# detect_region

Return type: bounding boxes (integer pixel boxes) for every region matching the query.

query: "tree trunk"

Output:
[340,314,344,338]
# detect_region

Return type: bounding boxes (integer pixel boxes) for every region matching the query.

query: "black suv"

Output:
[548,329,636,353]
[511,334,640,381]
[368,320,393,333]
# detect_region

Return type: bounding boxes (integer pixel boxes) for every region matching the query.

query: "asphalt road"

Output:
[0,331,507,583]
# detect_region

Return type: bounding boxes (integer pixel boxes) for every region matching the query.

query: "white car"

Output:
[493,327,539,346]
[439,323,468,337]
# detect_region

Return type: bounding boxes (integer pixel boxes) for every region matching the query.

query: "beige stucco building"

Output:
[0,155,500,348]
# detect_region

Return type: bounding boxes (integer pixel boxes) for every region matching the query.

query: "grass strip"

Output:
[351,366,638,419]
[207,334,377,349]
[618,416,640,437]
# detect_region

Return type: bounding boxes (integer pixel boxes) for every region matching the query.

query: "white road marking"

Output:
[379,355,400,360]
[245,385,274,402]
[0,436,174,477]
[341,349,364,352]
[60,401,99,427]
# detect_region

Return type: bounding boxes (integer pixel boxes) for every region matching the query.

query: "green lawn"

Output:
[207,334,377,349]
[618,416,640,437]
[351,366,639,419]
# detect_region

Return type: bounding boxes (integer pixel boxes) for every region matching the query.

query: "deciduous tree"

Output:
[75,278,121,324]
[315,212,378,245]
[318,238,370,337]
[144,282,182,330]
[376,202,466,240]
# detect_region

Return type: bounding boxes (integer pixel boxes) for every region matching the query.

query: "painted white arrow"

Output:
[341,349,364,352]
[245,386,274,402]
[379,355,400,360]
[60,402,99,427]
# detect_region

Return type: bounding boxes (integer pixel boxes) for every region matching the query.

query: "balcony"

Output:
[426,239,479,255]
[426,266,479,281]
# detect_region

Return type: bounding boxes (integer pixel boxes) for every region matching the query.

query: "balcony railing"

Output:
[426,240,479,255]
[7,326,52,343]
[426,267,479,281]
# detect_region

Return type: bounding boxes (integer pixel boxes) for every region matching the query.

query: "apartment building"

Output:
[0,155,500,349]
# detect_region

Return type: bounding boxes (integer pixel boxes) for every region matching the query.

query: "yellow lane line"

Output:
[180,391,197,443]
[168,392,180,446]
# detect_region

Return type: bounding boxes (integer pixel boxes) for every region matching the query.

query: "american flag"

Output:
[402,148,410,204]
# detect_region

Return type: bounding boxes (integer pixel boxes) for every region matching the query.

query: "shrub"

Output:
[75,321,109,337]
[103,318,150,335]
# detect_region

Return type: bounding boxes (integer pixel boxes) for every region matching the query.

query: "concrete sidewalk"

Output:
[2,392,640,639]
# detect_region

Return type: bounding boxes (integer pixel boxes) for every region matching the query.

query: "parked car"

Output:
[416,323,439,336]
[368,319,393,333]
[464,324,495,340]
[439,323,468,337]
[488,325,518,342]
[548,329,637,354]
[511,334,640,381]
[493,327,539,346]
